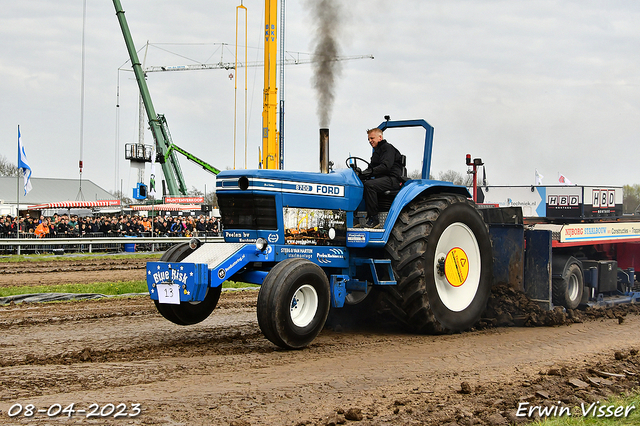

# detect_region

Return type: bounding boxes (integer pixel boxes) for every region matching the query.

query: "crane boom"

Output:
[142,54,374,73]
[138,52,374,172]
[164,143,221,176]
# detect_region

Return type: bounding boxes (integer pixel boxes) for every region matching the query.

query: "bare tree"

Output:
[204,192,218,207]
[408,169,422,179]
[0,155,18,177]
[437,170,474,186]
[188,186,219,208]
[188,186,203,197]
[624,184,640,214]
[109,190,133,206]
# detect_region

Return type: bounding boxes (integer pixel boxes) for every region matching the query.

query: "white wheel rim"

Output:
[567,273,580,302]
[290,284,318,327]
[433,222,482,312]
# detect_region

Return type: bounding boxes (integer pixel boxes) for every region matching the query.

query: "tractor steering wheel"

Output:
[345,156,370,172]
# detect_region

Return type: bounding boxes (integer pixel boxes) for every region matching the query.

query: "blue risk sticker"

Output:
[147,262,208,302]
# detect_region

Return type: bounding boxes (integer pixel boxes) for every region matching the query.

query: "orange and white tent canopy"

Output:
[27,200,121,210]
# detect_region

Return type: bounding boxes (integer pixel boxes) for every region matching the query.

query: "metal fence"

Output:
[0,234,224,255]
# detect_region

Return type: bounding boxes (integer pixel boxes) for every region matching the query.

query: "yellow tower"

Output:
[261,0,279,169]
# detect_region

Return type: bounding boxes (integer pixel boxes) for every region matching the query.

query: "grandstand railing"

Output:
[0,234,224,255]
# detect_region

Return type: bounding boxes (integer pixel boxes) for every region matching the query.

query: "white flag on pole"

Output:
[535,169,543,185]
[558,173,572,185]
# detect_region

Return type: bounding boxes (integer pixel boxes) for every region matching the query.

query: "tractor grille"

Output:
[218,194,278,230]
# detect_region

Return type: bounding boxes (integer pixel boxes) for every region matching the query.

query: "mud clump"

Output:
[344,408,363,421]
[478,285,640,330]
[459,382,473,394]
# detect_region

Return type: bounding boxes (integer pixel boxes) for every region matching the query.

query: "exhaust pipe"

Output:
[320,128,329,173]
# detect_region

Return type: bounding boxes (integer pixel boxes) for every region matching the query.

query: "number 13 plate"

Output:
[157,283,181,304]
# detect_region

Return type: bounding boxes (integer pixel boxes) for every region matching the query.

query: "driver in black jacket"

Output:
[358,128,404,228]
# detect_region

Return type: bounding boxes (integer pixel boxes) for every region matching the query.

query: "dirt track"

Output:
[1,257,640,425]
[0,256,150,288]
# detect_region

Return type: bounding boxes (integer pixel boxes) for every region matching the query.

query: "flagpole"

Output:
[16,125,20,251]
[16,125,33,252]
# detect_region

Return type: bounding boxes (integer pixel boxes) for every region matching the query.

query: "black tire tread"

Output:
[552,262,583,309]
[153,243,193,325]
[382,193,488,333]
[257,258,330,349]
[153,242,220,326]
[257,258,301,348]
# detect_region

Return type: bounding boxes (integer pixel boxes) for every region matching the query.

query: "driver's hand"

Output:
[360,169,373,179]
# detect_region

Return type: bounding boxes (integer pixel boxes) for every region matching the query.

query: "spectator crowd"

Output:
[0,213,221,239]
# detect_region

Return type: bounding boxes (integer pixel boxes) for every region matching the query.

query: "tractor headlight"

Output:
[255,237,268,251]
[189,238,201,250]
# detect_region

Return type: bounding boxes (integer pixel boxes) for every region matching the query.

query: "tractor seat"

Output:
[379,155,408,211]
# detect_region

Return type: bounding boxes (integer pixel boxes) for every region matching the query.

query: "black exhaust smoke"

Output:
[307,0,343,128]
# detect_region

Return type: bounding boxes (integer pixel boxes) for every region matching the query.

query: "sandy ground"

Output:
[1,257,640,425]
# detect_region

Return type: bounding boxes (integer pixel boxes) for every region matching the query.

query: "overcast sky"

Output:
[2,1,639,200]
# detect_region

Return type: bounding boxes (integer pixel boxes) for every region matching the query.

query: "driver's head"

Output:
[367,128,383,148]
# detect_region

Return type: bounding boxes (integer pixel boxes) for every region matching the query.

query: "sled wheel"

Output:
[384,193,493,332]
[172,286,221,325]
[154,242,221,326]
[257,258,330,349]
[153,243,192,325]
[552,257,584,310]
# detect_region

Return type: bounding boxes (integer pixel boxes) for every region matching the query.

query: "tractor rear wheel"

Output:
[154,242,221,325]
[383,193,493,332]
[257,258,330,349]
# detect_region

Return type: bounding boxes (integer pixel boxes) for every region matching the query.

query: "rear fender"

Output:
[374,180,471,247]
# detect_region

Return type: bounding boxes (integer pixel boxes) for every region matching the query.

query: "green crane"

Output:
[114,0,220,196]
[164,142,221,176]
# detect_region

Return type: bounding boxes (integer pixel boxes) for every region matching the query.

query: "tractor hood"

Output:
[216,168,364,211]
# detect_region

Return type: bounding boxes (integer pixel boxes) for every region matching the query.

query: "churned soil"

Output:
[0,256,150,288]
[0,257,640,425]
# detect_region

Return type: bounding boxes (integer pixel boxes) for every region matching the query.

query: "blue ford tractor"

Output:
[147,119,493,349]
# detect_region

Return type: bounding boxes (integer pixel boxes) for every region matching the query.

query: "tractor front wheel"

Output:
[257,258,331,349]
